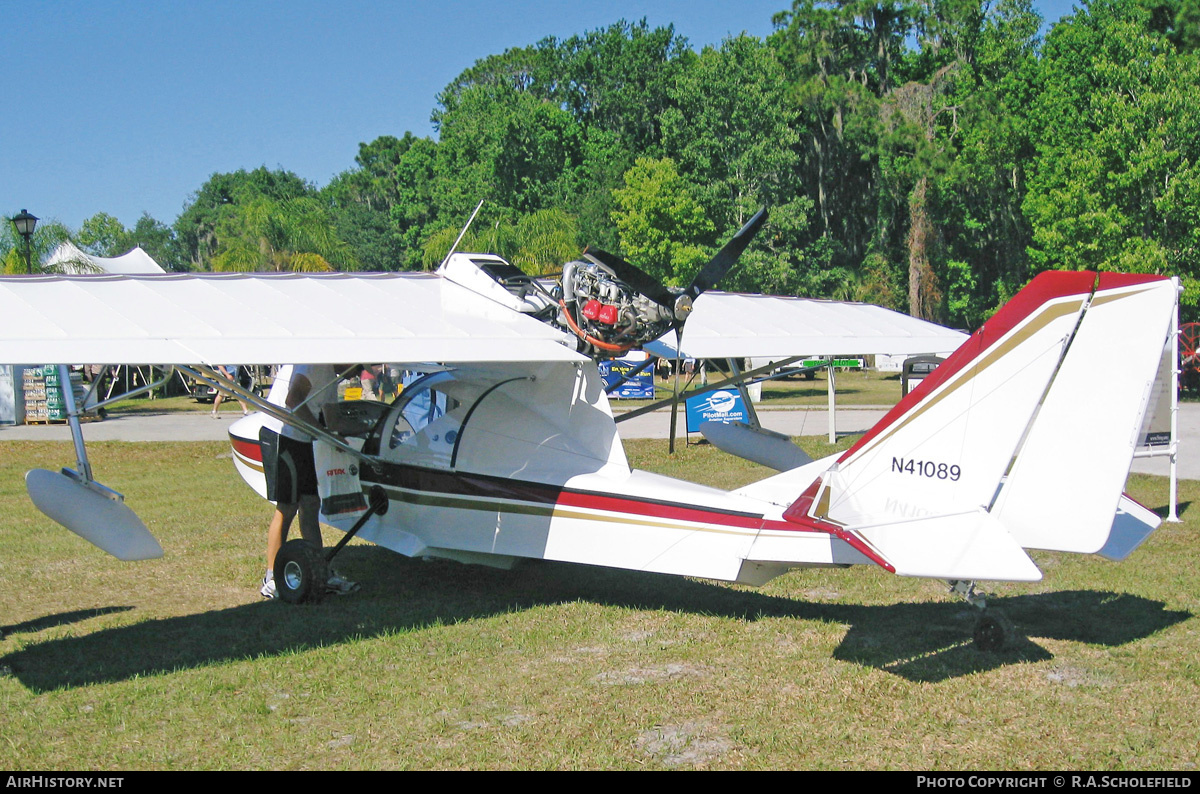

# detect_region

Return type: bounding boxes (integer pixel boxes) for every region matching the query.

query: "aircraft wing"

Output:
[645,292,968,359]
[0,272,585,365]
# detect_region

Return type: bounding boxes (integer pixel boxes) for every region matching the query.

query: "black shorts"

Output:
[260,428,317,503]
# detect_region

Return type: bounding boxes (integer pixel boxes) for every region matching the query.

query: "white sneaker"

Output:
[326,569,359,595]
[260,573,276,599]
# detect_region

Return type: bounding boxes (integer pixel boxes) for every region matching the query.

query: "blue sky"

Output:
[1,0,1081,232]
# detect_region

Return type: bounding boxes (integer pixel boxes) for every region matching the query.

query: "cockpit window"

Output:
[387,413,415,449]
[384,385,459,465]
[472,258,530,285]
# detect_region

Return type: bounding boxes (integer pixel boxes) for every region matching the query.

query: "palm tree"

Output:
[212,197,359,272]
[1,217,97,274]
[420,207,580,273]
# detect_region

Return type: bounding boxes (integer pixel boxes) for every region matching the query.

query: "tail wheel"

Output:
[275,540,328,604]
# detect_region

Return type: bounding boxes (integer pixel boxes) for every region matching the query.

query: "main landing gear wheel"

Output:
[973,609,1015,652]
[949,581,1017,652]
[275,539,329,604]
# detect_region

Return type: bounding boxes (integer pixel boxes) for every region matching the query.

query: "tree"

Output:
[77,211,181,269]
[1023,0,1200,315]
[174,167,315,270]
[126,213,183,271]
[429,19,692,254]
[878,62,961,319]
[773,0,914,271]
[211,197,358,273]
[661,35,802,231]
[611,157,714,286]
[418,207,580,274]
[495,95,583,213]
[548,20,693,154]
[933,0,1043,328]
[323,135,423,272]
[77,212,128,257]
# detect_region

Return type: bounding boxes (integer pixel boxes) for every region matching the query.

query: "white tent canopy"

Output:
[44,242,165,275]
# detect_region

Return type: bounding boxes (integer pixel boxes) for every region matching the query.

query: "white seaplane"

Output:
[0,210,1178,650]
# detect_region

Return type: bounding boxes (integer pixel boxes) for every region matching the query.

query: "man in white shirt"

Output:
[259,364,358,598]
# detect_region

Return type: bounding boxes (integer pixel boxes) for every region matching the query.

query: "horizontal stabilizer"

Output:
[700,421,814,472]
[26,469,163,561]
[1097,494,1162,561]
[853,511,1042,582]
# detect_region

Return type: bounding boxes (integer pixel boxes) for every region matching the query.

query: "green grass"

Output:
[97,394,219,416]
[0,439,1196,769]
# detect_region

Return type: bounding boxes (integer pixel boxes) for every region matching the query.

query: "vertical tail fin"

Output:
[790,271,1096,527]
[783,272,1175,579]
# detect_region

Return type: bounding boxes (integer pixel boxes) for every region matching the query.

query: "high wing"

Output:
[635,292,969,463]
[644,292,968,360]
[0,272,585,366]
[0,270,583,563]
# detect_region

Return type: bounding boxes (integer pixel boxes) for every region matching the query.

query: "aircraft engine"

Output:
[441,207,768,362]
[559,256,676,358]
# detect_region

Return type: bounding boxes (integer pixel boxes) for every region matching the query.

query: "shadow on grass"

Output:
[758,386,865,401]
[1154,500,1190,518]
[2,606,133,636]
[2,549,1190,691]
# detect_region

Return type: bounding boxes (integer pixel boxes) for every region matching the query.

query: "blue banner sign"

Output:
[685,389,747,433]
[599,357,655,400]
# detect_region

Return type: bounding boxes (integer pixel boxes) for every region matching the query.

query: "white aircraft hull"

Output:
[230,410,870,586]
[225,271,1176,593]
[6,267,1177,652]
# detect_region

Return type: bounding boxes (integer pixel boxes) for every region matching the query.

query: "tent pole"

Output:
[1168,279,1181,522]
[827,359,837,444]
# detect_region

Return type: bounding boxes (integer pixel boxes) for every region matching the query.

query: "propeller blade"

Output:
[685,206,768,298]
[586,249,676,311]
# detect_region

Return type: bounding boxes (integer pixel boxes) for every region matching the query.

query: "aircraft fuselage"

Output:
[228,361,870,586]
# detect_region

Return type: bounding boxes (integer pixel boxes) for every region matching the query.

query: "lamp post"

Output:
[11,209,38,274]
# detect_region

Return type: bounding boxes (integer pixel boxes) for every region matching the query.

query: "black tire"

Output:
[275,540,329,604]
[973,610,1015,652]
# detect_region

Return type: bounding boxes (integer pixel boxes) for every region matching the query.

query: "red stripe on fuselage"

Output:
[230,435,889,570]
[230,433,262,463]
[362,459,816,536]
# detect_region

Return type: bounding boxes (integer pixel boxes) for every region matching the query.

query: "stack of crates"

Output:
[21,367,47,422]
[23,366,85,423]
